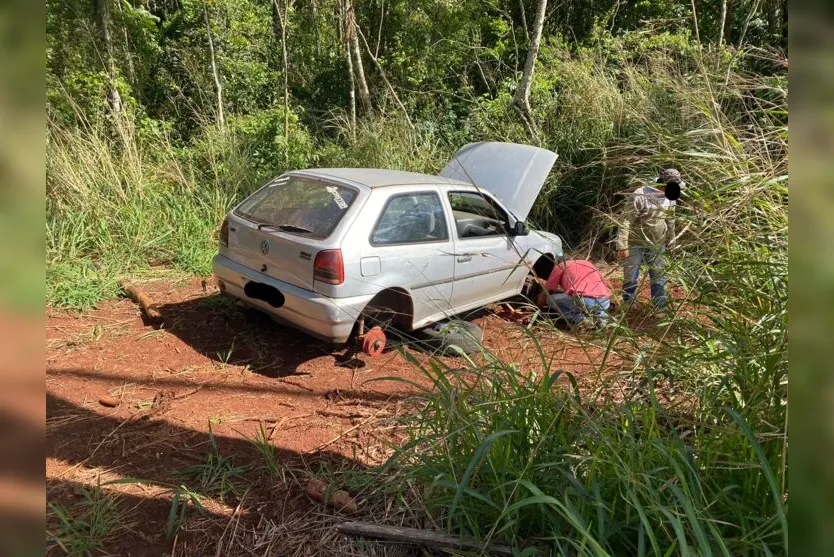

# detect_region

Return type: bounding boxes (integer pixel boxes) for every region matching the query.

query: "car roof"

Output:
[291,168,473,189]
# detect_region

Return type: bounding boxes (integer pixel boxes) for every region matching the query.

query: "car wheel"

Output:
[523,271,547,302]
[417,319,483,355]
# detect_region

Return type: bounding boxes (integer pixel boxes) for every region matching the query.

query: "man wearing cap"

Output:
[616,168,684,310]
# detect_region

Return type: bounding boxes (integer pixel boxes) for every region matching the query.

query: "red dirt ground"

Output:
[45,271,675,555]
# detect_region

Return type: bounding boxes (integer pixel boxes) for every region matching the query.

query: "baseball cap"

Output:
[657,168,686,187]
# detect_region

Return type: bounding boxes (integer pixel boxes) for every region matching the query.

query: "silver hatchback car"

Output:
[213,142,563,355]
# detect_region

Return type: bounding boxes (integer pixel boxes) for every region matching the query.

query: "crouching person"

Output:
[535,259,612,329]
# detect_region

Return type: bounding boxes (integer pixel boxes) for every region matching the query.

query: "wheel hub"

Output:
[361,326,386,357]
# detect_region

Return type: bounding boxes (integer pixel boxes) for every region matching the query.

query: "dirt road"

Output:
[45,274,659,555]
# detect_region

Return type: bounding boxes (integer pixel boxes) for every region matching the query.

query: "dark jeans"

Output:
[622,246,667,308]
[547,293,611,327]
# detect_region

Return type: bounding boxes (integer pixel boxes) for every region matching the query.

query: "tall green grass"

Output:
[45,104,280,306]
[370,47,787,556]
[379,159,787,554]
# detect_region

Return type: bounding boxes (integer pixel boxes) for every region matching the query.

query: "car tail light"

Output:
[314,249,344,285]
[219,218,229,247]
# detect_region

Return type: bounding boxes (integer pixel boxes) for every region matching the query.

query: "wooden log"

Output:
[336,521,516,556]
[119,279,161,320]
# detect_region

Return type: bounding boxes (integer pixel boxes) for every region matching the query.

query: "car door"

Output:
[368,190,455,328]
[446,190,528,311]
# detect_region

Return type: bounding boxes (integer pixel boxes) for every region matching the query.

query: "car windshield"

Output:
[235,176,358,239]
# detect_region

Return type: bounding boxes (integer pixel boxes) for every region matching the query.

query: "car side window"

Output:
[371,192,449,245]
[448,191,509,239]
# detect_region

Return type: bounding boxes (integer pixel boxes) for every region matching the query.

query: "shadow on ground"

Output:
[151,292,481,376]
[46,391,377,556]
[152,294,360,378]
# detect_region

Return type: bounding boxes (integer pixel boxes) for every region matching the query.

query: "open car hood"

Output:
[439,142,557,221]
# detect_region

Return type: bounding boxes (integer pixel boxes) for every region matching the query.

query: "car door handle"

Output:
[457,255,472,263]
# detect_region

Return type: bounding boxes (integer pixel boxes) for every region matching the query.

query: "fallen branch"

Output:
[174,385,205,400]
[316,408,382,420]
[336,522,516,556]
[119,279,161,320]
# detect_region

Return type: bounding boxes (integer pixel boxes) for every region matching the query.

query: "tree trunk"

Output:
[780,0,787,46]
[273,0,291,162]
[310,0,321,58]
[723,0,734,45]
[514,0,546,141]
[97,0,122,114]
[723,0,762,85]
[718,0,728,47]
[765,0,779,38]
[347,1,371,113]
[114,0,136,86]
[375,0,385,58]
[202,0,224,129]
[735,0,761,49]
[340,0,357,139]
[518,0,529,41]
[355,23,414,130]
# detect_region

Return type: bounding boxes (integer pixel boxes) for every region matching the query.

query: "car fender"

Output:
[513,230,562,264]
[529,231,564,259]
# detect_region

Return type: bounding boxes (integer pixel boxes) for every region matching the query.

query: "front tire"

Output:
[417,320,483,355]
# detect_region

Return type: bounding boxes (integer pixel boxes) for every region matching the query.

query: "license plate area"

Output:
[243,281,285,308]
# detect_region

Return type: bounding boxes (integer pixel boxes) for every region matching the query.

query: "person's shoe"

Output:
[575,319,597,333]
[620,296,639,310]
[652,306,671,319]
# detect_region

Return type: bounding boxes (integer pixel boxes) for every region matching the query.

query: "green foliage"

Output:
[224,107,315,179]
[244,422,283,481]
[48,484,131,557]
[164,485,205,541]
[383,323,785,554]
[177,427,249,501]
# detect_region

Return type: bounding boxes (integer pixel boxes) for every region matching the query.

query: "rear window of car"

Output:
[235,175,358,239]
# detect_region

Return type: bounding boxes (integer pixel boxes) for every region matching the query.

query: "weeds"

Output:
[245,422,282,482]
[178,426,249,502]
[164,485,205,541]
[48,483,131,557]
[217,339,236,365]
[380,323,785,554]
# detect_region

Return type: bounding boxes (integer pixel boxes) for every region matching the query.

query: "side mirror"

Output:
[511,221,530,236]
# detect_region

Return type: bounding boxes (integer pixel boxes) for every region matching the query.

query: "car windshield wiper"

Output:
[275,224,313,234]
[246,216,312,234]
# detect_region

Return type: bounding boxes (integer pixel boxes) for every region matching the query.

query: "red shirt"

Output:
[545,260,611,299]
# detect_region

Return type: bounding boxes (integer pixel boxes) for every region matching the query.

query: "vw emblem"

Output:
[260,239,270,255]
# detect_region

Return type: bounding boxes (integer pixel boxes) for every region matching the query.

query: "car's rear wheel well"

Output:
[361,288,414,330]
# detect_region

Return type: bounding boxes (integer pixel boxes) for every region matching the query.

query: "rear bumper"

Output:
[212,254,372,343]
